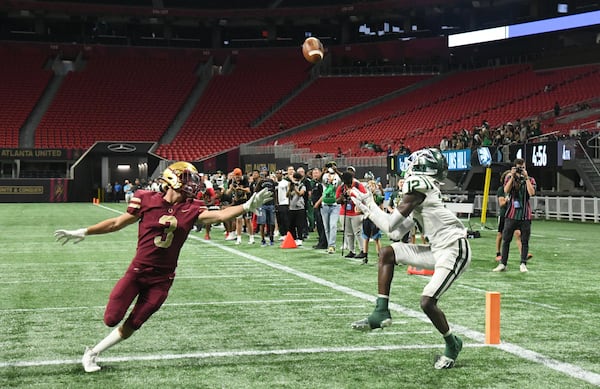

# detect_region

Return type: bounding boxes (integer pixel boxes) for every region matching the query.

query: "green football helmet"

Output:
[405,148,448,181]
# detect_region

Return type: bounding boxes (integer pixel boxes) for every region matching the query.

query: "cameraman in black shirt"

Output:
[310,168,328,249]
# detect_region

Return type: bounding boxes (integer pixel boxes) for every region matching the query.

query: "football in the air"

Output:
[302,37,324,64]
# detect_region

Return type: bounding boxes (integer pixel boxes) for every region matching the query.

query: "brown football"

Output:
[302,37,324,64]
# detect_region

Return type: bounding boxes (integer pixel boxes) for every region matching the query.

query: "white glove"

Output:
[388,229,404,242]
[350,187,375,216]
[242,188,274,213]
[54,228,87,245]
[351,196,370,215]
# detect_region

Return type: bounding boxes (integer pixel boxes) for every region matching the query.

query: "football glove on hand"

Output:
[388,229,405,242]
[242,188,273,213]
[351,196,370,215]
[54,228,87,245]
[350,187,375,216]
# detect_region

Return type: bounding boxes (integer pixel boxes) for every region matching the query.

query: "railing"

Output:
[327,64,441,77]
[473,195,600,223]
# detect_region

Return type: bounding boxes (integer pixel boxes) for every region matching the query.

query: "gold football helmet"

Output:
[160,161,201,198]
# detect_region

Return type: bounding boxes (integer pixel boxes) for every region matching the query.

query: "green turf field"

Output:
[1,202,599,388]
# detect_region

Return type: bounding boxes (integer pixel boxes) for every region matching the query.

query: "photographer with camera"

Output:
[336,168,367,259]
[321,161,341,254]
[493,158,536,273]
[255,167,276,246]
[288,172,307,246]
[226,168,255,245]
[275,167,294,240]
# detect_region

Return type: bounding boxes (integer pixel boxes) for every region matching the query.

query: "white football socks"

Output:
[91,327,124,354]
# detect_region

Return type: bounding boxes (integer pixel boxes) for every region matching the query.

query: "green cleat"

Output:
[351,309,392,331]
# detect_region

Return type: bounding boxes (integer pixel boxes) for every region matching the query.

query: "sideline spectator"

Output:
[104,182,113,202]
[336,169,367,258]
[494,170,534,262]
[255,167,276,246]
[493,158,536,273]
[123,180,133,204]
[113,181,122,203]
[226,168,254,245]
[321,163,341,254]
[310,167,328,250]
[288,172,306,246]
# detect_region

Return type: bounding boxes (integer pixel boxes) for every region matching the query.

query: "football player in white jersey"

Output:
[350,148,471,369]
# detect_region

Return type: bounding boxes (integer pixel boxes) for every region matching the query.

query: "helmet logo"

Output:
[160,162,201,198]
[405,148,448,181]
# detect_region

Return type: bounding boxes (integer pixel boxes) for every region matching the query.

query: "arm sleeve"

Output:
[365,202,413,236]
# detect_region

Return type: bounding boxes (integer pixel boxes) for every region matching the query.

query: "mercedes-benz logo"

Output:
[107,143,137,153]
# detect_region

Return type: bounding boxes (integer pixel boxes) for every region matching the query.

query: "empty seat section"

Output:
[156,49,309,160]
[0,43,53,148]
[35,46,199,149]
[258,75,430,133]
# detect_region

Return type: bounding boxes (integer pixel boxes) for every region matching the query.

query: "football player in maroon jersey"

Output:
[54,161,272,373]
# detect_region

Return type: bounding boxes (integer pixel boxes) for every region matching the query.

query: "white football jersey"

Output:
[402,175,466,249]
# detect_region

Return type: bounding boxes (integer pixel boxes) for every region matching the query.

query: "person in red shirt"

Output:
[195,186,218,240]
[336,169,367,258]
[54,162,271,373]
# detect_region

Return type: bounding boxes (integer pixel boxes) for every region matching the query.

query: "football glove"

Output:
[350,187,375,216]
[54,228,87,245]
[242,188,273,213]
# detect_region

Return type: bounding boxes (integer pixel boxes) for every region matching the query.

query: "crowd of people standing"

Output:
[102,163,397,263]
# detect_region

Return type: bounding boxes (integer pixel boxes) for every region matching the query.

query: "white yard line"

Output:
[0,344,489,368]
[456,284,559,310]
[0,298,347,313]
[515,299,559,310]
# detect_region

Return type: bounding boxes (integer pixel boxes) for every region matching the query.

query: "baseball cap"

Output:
[233,168,243,176]
[347,166,356,173]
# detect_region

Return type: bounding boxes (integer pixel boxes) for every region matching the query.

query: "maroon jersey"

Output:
[127,190,206,272]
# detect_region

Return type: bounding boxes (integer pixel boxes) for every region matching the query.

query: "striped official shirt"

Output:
[504,176,536,220]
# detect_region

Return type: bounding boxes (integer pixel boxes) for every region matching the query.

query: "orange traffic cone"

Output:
[407,266,434,276]
[280,232,298,249]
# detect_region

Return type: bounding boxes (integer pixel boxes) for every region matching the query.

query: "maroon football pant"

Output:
[104,264,175,330]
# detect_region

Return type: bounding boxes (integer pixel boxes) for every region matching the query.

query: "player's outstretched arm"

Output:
[351,187,414,236]
[54,212,139,245]
[199,188,273,224]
